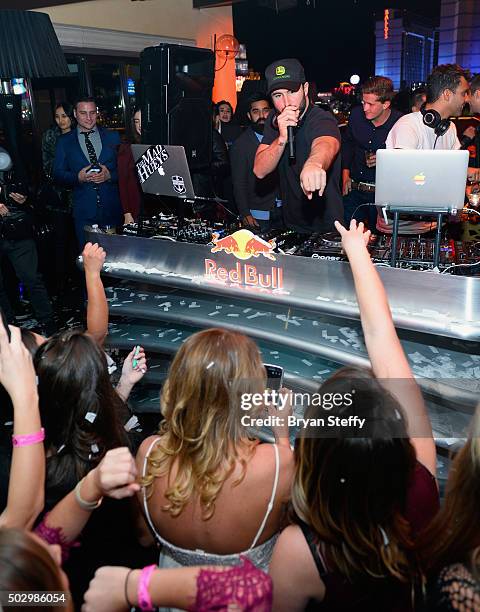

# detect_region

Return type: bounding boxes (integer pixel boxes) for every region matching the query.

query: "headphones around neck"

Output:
[420,104,451,137]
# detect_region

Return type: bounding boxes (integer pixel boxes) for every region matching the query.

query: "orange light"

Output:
[384,9,389,39]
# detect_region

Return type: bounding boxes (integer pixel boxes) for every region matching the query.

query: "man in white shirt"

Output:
[378,64,479,234]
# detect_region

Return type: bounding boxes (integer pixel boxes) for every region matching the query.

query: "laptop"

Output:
[375,149,469,214]
[131,144,196,199]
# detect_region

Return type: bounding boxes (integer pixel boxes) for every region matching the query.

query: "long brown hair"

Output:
[292,366,419,583]
[418,406,480,578]
[34,329,129,494]
[143,328,265,520]
[0,529,67,611]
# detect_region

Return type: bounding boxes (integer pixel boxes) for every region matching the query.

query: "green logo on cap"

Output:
[275,66,286,76]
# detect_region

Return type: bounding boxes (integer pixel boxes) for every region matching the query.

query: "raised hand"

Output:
[82,242,106,276]
[91,447,140,501]
[334,219,371,255]
[0,321,37,404]
[122,345,147,382]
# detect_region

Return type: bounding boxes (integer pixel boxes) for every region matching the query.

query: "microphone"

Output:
[287,126,295,160]
[271,114,295,159]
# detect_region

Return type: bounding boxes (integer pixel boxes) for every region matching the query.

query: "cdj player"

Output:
[121,217,479,275]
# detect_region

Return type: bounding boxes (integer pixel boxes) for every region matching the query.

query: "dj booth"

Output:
[88,146,480,487]
[87,218,479,485]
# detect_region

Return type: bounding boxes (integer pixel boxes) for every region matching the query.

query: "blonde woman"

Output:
[136,328,293,570]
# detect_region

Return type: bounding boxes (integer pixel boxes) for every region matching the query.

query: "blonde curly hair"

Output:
[143,328,266,520]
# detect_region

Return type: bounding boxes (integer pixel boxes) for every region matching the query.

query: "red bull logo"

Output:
[206,230,284,291]
[211,229,276,261]
[204,259,284,290]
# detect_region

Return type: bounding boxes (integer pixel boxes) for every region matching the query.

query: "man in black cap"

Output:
[254,58,342,234]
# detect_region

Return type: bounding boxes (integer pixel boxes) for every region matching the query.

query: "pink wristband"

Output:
[12,427,45,447]
[138,564,156,611]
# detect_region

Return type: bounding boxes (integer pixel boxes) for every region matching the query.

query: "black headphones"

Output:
[420,104,451,137]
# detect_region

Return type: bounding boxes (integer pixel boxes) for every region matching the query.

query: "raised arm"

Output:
[334,219,436,476]
[83,242,108,346]
[35,447,139,549]
[254,106,294,180]
[0,323,45,529]
[115,345,147,402]
[254,141,286,179]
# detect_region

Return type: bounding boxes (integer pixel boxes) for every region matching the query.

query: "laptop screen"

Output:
[131,144,196,199]
[375,149,469,213]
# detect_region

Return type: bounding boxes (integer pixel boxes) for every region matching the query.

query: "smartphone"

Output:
[0,307,11,342]
[264,363,284,392]
[86,163,102,174]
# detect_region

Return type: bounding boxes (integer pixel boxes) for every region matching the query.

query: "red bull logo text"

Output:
[205,230,284,291]
[204,260,284,290]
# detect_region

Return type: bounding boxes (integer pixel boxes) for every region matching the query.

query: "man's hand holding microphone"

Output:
[277,104,327,200]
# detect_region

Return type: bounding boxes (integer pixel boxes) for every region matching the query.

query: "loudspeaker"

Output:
[0,95,26,182]
[140,44,215,171]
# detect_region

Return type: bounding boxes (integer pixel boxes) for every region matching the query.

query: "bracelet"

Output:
[12,427,45,447]
[138,564,156,611]
[74,478,103,511]
[124,569,134,608]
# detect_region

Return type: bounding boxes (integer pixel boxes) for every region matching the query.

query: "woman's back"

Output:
[138,435,293,556]
[137,329,294,567]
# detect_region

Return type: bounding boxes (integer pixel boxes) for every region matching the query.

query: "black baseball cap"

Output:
[265,58,306,95]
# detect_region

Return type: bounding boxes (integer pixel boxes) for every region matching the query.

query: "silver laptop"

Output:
[131,144,196,199]
[375,149,469,214]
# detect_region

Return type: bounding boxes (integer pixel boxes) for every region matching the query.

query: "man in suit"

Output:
[54,96,123,247]
[230,93,282,232]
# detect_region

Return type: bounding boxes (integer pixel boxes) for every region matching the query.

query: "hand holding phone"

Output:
[132,345,140,369]
[86,163,102,174]
[264,363,284,392]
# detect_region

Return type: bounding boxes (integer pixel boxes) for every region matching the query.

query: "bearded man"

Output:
[254,58,342,233]
[230,93,283,231]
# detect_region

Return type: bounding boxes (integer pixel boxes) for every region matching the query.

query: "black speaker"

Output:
[140,44,215,171]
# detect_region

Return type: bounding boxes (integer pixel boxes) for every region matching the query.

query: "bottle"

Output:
[86,224,101,233]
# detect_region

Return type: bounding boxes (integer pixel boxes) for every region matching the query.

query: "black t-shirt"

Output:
[262,105,343,233]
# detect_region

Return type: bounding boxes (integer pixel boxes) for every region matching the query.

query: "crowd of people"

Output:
[0,57,479,611]
[2,60,480,332]
[0,220,479,611]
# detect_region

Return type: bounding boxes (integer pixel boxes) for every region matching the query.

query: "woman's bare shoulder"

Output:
[136,434,162,462]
